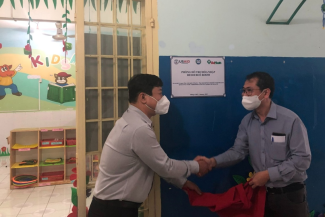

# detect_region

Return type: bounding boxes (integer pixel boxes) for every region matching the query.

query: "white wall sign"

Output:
[171,56,225,98]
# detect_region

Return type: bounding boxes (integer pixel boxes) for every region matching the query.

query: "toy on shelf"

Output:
[93,162,99,178]
[67,157,76,164]
[19,159,37,166]
[12,175,37,188]
[12,144,38,149]
[44,158,63,164]
[40,139,64,147]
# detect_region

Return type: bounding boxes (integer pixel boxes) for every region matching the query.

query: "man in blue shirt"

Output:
[196,72,311,217]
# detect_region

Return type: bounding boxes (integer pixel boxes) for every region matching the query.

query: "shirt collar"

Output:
[252,101,277,120]
[127,105,152,126]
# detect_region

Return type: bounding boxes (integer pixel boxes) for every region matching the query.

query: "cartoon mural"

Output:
[47,72,76,104]
[0,64,23,100]
[55,72,72,86]
[0,20,76,112]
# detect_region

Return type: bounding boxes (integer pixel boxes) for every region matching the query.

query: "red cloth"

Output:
[184,183,266,217]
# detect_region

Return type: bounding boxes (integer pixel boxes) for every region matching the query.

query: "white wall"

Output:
[0,110,76,149]
[0,0,75,21]
[158,0,325,57]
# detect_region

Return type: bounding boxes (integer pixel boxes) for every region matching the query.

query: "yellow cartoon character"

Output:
[0,64,23,100]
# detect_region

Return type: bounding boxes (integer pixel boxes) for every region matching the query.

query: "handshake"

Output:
[194,156,217,177]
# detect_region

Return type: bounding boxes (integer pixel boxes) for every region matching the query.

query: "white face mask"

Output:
[145,95,170,115]
[242,90,265,111]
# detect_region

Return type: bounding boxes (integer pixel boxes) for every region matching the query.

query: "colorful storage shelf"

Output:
[10,127,76,189]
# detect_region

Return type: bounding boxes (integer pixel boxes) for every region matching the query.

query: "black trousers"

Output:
[264,186,309,217]
[88,197,141,217]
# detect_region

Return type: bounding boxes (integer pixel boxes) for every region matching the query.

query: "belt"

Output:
[93,197,142,209]
[266,182,305,194]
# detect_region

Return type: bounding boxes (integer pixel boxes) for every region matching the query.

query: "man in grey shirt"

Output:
[196,72,311,217]
[88,74,209,217]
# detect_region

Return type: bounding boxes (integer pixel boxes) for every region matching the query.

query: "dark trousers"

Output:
[88,197,140,217]
[264,185,309,217]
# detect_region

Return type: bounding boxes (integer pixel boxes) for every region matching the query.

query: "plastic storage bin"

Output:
[40,171,64,182]
[66,138,76,146]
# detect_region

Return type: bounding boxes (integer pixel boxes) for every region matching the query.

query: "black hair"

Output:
[128,74,163,103]
[246,72,275,98]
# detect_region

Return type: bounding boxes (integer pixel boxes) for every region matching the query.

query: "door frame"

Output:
[75,0,160,216]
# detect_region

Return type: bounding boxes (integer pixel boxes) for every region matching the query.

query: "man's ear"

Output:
[265,88,271,98]
[139,93,147,103]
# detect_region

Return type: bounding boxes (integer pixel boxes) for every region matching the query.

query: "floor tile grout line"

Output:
[16,187,34,216]
[16,185,55,216]
[42,185,56,216]
[2,181,13,202]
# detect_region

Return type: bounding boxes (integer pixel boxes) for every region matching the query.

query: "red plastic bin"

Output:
[66,138,76,146]
[40,139,64,147]
[40,171,64,182]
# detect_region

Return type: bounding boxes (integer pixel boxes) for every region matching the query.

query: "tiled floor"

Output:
[0,156,94,217]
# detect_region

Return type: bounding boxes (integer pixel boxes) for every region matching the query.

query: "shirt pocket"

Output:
[268,142,287,161]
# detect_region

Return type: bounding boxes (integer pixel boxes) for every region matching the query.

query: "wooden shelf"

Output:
[10,127,76,189]
[40,161,64,167]
[65,176,73,181]
[11,163,38,169]
[93,160,98,162]
[39,146,64,149]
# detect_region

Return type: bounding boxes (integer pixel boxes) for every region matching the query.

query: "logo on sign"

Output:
[207,60,222,64]
[174,59,190,65]
[196,59,201,65]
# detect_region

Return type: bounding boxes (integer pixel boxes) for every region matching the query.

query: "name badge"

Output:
[271,133,286,143]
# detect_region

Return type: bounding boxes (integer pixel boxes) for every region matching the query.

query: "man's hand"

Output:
[194,156,217,171]
[196,160,209,177]
[183,180,202,195]
[249,170,270,188]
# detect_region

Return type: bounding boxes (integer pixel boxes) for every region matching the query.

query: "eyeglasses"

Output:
[240,88,261,96]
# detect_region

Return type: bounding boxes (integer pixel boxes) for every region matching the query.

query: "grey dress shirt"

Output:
[214,102,311,188]
[94,105,199,203]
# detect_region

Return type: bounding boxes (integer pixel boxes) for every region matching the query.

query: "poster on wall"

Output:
[171,56,225,98]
